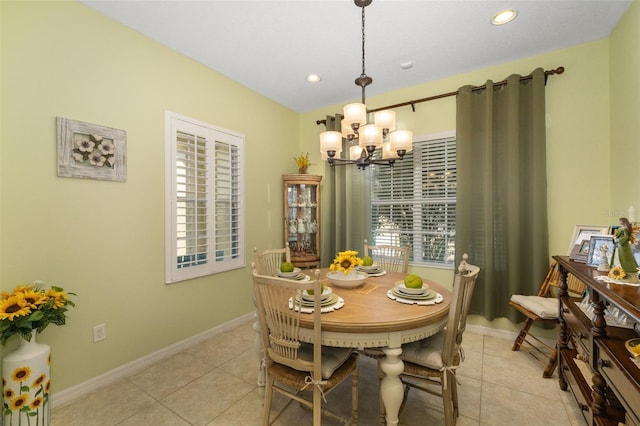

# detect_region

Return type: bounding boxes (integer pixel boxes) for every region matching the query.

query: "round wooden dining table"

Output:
[297,268,452,426]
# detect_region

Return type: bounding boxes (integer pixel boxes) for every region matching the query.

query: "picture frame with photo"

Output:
[586,235,614,267]
[568,224,608,262]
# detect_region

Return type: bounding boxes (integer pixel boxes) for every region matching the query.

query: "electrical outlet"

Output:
[93,323,106,343]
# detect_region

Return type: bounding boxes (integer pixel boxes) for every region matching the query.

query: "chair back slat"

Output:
[253,267,322,374]
[363,239,410,273]
[442,256,480,365]
[254,246,292,276]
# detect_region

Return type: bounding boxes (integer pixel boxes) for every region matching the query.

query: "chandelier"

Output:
[319,0,413,170]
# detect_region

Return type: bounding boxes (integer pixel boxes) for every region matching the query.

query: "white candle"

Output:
[628,206,636,222]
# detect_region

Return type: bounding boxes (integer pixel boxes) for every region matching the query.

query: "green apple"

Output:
[280,262,294,273]
[404,274,423,289]
[307,284,325,295]
[362,256,374,266]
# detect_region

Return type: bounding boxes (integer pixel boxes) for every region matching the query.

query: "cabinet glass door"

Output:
[284,174,321,268]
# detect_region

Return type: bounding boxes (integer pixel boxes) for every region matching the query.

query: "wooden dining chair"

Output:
[394,254,480,426]
[252,267,359,426]
[509,260,587,377]
[363,239,410,273]
[252,246,292,385]
[253,246,291,276]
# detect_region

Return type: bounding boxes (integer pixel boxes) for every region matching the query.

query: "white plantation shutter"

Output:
[213,139,241,262]
[166,112,244,283]
[175,131,209,269]
[370,134,456,266]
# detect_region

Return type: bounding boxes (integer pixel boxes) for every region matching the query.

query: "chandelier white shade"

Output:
[319,0,412,169]
[343,103,367,127]
[374,110,396,134]
[390,130,413,153]
[319,130,343,154]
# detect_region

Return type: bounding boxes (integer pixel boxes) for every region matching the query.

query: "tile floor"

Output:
[51,320,585,425]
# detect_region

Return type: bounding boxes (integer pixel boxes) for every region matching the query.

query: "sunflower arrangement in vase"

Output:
[0,281,76,345]
[329,250,363,275]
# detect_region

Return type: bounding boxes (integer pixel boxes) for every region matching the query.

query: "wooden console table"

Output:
[554,255,640,426]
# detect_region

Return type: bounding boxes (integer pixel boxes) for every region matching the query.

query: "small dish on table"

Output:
[301,286,333,302]
[394,281,429,296]
[358,264,380,272]
[276,268,301,278]
[625,338,640,357]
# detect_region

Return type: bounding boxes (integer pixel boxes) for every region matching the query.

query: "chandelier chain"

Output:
[360,4,366,103]
[361,4,366,78]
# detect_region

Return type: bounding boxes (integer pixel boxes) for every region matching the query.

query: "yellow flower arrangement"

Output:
[294,152,312,171]
[0,282,76,345]
[329,250,363,274]
[608,266,626,280]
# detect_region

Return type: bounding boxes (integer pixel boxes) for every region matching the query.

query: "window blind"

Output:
[370,136,456,265]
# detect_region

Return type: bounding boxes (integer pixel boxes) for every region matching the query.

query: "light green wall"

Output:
[610,1,640,211]
[0,1,298,391]
[1,0,638,395]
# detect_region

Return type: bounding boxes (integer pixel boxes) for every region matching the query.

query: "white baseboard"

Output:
[51,312,255,410]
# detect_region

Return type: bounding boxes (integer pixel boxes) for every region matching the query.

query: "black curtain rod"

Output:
[316,66,565,126]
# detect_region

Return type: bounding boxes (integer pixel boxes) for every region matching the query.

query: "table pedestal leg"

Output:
[380,347,404,426]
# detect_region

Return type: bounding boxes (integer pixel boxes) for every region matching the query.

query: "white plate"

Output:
[301,286,333,302]
[395,281,429,295]
[276,268,301,278]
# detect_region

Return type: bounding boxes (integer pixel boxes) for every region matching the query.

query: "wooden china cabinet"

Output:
[554,255,640,426]
[283,174,322,269]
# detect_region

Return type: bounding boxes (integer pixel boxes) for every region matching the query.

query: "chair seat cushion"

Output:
[298,343,353,379]
[510,295,558,319]
[400,331,445,370]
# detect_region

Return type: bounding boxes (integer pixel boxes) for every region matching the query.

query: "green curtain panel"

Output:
[456,68,549,321]
[321,115,369,266]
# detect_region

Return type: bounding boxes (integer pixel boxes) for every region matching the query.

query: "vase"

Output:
[298,166,308,174]
[2,333,51,426]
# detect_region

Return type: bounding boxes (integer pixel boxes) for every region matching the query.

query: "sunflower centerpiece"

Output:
[327,250,367,288]
[330,250,363,275]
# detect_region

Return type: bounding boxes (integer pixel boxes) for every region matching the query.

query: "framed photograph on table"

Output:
[567,224,609,258]
[569,239,591,263]
[586,235,614,267]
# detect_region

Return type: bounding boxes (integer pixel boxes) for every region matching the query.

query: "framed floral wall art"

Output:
[56,117,127,181]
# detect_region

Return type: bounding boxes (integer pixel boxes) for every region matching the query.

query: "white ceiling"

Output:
[81,0,631,113]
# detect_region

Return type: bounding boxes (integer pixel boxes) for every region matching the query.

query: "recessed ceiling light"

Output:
[306,74,321,83]
[400,61,413,70]
[491,9,518,25]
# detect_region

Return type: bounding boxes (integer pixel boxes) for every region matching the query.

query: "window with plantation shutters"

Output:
[165,112,244,283]
[370,132,456,266]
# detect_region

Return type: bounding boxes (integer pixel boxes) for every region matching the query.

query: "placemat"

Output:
[353,282,380,295]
